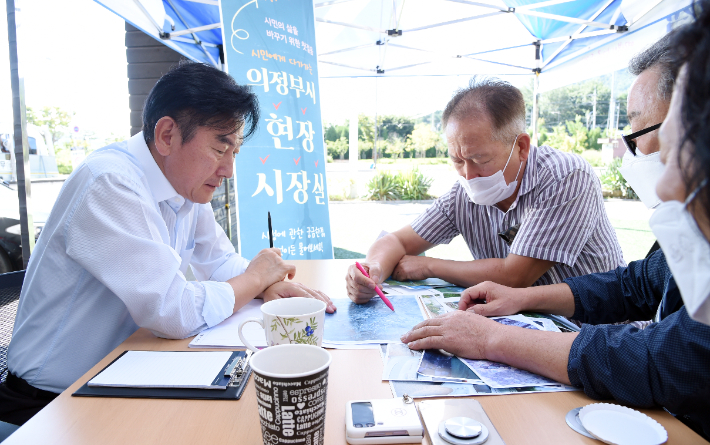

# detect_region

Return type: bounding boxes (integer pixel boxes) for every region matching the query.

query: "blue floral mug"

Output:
[238,297,326,352]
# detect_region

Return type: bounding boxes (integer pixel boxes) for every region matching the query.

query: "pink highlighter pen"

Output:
[355,262,395,312]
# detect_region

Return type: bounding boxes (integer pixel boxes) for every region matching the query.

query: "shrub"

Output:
[581,150,603,167]
[55,148,73,174]
[366,171,400,201]
[397,168,433,200]
[600,158,638,199]
[366,168,434,201]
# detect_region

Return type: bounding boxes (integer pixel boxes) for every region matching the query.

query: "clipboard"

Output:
[72,350,253,400]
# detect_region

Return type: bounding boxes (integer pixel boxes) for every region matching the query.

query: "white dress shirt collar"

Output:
[127,132,181,205]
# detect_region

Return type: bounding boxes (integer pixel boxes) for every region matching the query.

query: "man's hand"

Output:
[262,281,337,313]
[345,261,383,304]
[391,255,434,281]
[245,248,296,290]
[400,311,501,359]
[459,281,526,316]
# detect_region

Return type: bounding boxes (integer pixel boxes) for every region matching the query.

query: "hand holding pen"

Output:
[355,261,394,312]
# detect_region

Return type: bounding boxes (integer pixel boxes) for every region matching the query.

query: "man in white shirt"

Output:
[0,62,334,425]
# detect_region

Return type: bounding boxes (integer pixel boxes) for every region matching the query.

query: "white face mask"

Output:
[649,182,710,325]
[458,136,523,206]
[618,149,665,209]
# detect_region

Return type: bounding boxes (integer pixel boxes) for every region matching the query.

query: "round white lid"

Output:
[579,403,668,445]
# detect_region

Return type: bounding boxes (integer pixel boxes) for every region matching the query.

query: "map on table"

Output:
[459,358,560,388]
[456,316,561,388]
[323,296,425,343]
[417,349,481,383]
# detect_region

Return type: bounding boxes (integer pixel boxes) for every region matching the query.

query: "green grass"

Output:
[609,218,656,263]
[357,157,450,166]
[334,247,365,259]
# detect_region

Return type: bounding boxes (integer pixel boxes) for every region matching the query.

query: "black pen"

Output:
[268,211,274,248]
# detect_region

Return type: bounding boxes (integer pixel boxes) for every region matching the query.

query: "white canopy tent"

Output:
[96,0,692,139]
[5,0,693,265]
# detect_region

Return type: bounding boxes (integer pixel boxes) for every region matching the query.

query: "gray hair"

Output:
[628,33,676,101]
[442,76,526,144]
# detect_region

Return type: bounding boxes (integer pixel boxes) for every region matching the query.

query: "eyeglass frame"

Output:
[621,123,662,156]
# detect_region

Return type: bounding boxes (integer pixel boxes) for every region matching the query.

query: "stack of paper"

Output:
[88,351,233,389]
[190,300,267,349]
[379,315,578,398]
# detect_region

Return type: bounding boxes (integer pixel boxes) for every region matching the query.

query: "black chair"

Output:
[0,270,24,441]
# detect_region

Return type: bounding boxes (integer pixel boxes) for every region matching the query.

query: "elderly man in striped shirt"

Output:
[346,77,625,303]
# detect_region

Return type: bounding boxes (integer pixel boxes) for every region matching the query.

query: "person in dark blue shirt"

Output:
[401,4,710,439]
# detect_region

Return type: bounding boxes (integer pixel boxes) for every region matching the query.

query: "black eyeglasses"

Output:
[621,123,662,156]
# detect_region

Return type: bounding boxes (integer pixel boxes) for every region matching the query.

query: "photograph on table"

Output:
[417,349,482,383]
[436,293,462,310]
[323,296,426,344]
[418,294,450,317]
[382,284,441,296]
[381,343,424,381]
[384,278,454,288]
[521,312,579,332]
[459,357,560,388]
[491,314,563,333]
[434,286,467,294]
[390,380,577,398]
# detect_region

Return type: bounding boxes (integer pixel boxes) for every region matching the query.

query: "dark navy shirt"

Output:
[564,250,710,439]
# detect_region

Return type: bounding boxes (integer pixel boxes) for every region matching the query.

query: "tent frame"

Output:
[5,0,34,268]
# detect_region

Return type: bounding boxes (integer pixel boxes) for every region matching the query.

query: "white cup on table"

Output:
[238,297,326,352]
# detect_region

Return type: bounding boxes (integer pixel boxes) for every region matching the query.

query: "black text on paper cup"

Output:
[254,368,329,445]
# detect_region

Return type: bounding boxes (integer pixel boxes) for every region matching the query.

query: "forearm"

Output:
[366,234,408,281]
[227,272,265,313]
[428,256,553,289]
[486,328,578,385]
[520,283,576,318]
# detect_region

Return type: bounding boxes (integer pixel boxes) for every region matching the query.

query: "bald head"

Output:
[442,76,526,145]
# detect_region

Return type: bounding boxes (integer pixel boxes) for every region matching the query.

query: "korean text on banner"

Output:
[220,0,333,260]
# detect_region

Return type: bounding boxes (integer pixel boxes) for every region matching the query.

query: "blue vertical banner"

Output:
[219,0,333,260]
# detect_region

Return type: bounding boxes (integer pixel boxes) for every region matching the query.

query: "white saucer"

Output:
[578,403,668,445]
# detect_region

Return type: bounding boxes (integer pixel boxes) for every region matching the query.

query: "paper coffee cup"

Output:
[251,344,331,445]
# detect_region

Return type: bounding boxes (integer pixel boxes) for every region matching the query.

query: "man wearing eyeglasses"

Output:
[619,33,675,209]
[402,23,710,438]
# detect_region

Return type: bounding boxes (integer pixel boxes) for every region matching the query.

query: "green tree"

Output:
[407,123,444,158]
[383,134,406,159]
[326,137,349,160]
[324,121,349,142]
[358,114,374,144]
[378,115,415,140]
[26,106,74,144]
[414,111,443,132]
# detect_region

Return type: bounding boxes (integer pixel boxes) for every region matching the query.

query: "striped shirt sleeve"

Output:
[410,188,461,245]
[510,169,602,267]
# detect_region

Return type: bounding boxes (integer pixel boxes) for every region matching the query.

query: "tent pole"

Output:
[6,0,34,268]
[532,71,540,146]
[531,40,541,146]
[373,76,378,165]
